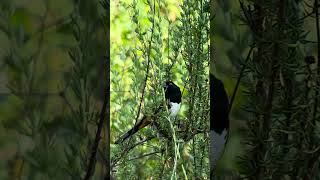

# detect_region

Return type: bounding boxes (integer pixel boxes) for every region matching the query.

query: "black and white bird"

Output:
[114,81,182,144]
[210,73,230,177]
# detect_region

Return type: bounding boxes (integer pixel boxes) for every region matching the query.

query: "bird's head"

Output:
[163,81,181,103]
[163,81,180,93]
[163,81,174,88]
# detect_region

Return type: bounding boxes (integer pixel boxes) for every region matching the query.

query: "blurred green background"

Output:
[0,0,107,179]
[213,0,320,178]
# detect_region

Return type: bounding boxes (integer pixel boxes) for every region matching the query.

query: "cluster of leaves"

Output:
[235,0,320,179]
[110,0,210,179]
[0,0,107,179]
[213,0,320,178]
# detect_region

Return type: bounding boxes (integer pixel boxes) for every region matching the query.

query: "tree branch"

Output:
[312,0,320,141]
[83,0,110,174]
[127,150,162,161]
[126,0,156,145]
[83,86,109,180]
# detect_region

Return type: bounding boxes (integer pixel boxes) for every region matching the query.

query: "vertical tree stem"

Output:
[312,0,320,135]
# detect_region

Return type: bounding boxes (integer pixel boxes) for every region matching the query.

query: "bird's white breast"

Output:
[169,102,180,118]
[210,129,228,171]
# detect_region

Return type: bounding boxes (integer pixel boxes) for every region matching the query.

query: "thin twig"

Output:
[126,0,157,145]
[134,0,155,121]
[111,136,156,169]
[84,0,110,178]
[167,116,178,179]
[83,88,108,180]
[229,45,254,112]
[312,0,320,138]
[308,1,320,178]
[303,145,320,154]
[129,136,156,149]
[59,91,77,115]
[127,151,161,161]
[111,1,157,173]
[301,9,316,20]
[18,158,24,180]
[25,16,71,43]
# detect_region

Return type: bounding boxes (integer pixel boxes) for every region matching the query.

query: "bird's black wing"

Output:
[210,74,230,134]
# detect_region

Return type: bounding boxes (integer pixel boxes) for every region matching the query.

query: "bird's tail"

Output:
[114,128,135,144]
[114,116,153,144]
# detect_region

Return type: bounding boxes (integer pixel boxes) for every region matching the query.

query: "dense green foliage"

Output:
[215,0,320,179]
[111,0,210,179]
[0,0,107,179]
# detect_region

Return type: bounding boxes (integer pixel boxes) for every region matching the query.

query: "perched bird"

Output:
[210,73,230,177]
[114,81,182,144]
